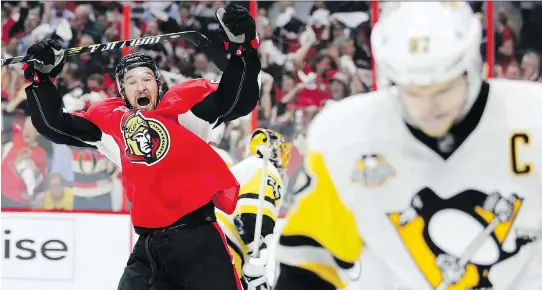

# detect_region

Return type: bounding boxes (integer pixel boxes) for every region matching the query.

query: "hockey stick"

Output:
[252,145,272,259]
[1,31,229,71]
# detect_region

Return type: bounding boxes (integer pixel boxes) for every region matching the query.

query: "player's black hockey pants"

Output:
[117,203,242,290]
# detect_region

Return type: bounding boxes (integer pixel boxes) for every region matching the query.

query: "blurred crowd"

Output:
[1,1,541,213]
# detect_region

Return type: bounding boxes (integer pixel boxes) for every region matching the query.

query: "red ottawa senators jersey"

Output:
[74,79,240,228]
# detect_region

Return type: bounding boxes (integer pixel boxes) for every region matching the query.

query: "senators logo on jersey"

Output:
[388,188,536,290]
[121,111,170,166]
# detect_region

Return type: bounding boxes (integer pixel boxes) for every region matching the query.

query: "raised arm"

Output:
[190,4,262,126]
[23,40,102,148]
[190,48,261,125]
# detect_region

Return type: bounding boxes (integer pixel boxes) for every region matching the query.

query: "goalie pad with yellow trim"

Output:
[216,155,286,277]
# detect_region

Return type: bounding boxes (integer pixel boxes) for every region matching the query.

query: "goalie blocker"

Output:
[23,4,261,290]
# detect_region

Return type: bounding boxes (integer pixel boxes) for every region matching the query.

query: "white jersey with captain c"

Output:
[276,79,542,290]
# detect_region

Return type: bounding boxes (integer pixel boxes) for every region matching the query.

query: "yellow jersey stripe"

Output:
[216,211,249,254]
[279,150,363,288]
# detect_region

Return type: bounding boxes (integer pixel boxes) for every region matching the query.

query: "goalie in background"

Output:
[216,128,292,290]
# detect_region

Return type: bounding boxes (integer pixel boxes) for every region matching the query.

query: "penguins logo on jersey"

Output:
[352,154,395,187]
[121,111,170,166]
[388,188,536,290]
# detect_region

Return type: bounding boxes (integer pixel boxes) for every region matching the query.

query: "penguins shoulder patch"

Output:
[351,154,395,187]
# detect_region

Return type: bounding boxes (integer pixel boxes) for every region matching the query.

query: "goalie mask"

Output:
[248,128,291,171]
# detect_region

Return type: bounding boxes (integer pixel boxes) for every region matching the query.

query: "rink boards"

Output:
[0,211,285,290]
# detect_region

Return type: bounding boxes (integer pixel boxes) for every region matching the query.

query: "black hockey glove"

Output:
[216,4,259,57]
[22,39,66,85]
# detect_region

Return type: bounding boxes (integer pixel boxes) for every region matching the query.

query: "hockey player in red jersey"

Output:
[23,5,260,290]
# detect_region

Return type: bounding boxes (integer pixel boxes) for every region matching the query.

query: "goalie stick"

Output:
[244,145,272,290]
[1,31,229,71]
[252,145,272,259]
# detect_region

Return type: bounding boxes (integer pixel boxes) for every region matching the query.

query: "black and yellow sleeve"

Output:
[234,168,283,248]
[275,150,363,290]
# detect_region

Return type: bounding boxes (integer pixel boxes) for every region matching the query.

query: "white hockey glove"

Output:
[243,235,273,290]
[243,248,270,290]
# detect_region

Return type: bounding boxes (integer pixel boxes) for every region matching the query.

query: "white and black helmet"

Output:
[371,2,482,87]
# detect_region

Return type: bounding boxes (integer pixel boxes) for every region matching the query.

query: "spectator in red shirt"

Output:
[5,2,38,40]
[1,116,47,208]
[495,9,518,75]
[294,52,335,108]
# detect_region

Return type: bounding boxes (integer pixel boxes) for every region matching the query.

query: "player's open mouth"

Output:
[137,95,151,107]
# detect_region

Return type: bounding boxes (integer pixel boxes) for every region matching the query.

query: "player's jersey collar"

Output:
[405,81,490,160]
